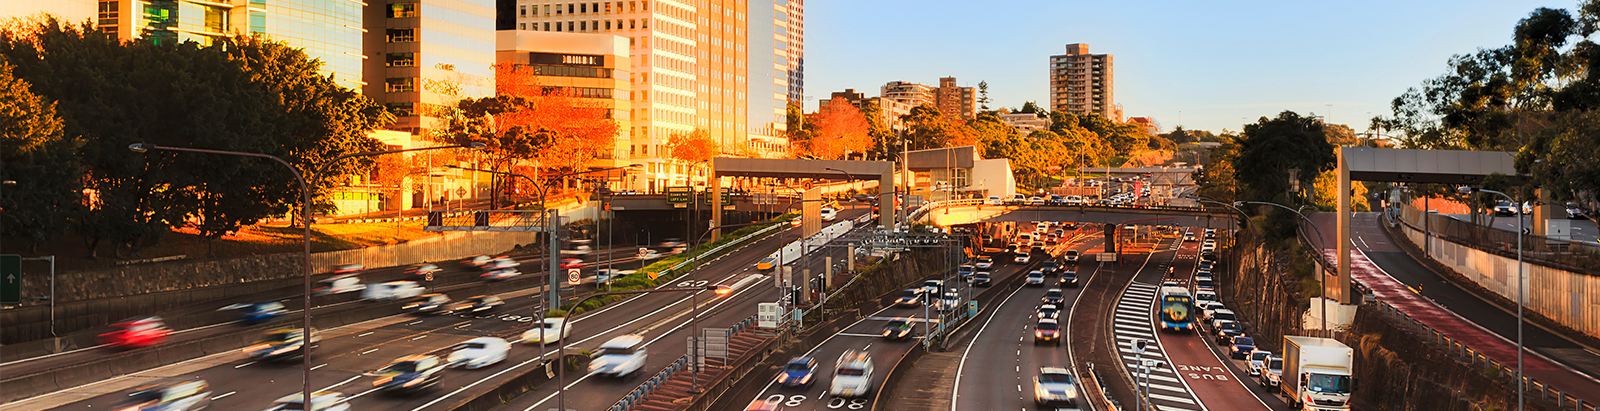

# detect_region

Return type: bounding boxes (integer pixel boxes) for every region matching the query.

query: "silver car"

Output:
[1033,367,1079,406]
[1247,350,1272,376]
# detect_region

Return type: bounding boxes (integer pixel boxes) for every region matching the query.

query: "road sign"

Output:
[1,254,20,304]
[1097,252,1117,262]
[567,268,581,285]
[666,186,691,204]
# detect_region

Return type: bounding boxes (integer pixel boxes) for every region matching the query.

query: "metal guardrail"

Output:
[607,314,762,411]
[424,209,550,232]
[907,198,1234,223]
[1396,202,1600,270]
[662,223,785,274]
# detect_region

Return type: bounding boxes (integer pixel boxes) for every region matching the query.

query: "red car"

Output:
[560,258,585,269]
[101,317,171,349]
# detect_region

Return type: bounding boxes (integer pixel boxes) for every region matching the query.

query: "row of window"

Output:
[518,64,613,79]
[517,18,646,32]
[519,1,648,16]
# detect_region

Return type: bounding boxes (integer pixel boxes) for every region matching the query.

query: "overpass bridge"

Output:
[910,199,1239,228]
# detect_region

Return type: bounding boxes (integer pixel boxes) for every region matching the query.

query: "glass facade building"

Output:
[365,0,498,133]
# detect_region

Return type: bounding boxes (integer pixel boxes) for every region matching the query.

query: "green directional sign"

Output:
[1,254,20,304]
[666,186,692,204]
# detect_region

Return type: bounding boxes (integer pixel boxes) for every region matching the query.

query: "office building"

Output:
[1050,43,1118,121]
[508,0,804,191]
[364,0,498,133]
[881,77,974,121]
[95,0,364,90]
[496,30,636,187]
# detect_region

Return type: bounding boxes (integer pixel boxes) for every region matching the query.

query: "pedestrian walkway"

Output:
[1113,281,1202,411]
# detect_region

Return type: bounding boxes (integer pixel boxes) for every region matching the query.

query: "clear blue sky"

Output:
[803,0,1575,134]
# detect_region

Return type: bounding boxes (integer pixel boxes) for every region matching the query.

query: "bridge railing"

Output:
[908,199,1234,223]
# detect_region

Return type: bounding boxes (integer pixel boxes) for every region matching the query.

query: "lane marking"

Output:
[412,335,428,341]
[323,375,361,391]
[358,332,374,337]
[311,363,328,371]
[234,361,255,369]
[210,391,235,401]
[361,348,380,355]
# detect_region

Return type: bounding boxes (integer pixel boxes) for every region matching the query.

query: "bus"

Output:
[1159,286,1195,332]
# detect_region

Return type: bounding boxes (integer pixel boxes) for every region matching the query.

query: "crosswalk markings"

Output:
[1114,280,1204,411]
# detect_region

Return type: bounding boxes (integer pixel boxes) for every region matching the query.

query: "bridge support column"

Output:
[711,170,722,242]
[880,169,896,228]
[1336,148,1354,304]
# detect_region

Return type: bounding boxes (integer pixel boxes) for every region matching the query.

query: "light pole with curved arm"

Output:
[1235,200,1330,337]
[1459,186,1525,411]
[128,141,483,409]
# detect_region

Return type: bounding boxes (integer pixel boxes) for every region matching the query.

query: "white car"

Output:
[1194,290,1218,306]
[986,196,1002,205]
[480,268,520,281]
[820,207,837,221]
[1014,253,1031,264]
[830,350,875,398]
[266,391,350,411]
[446,337,510,369]
[939,292,962,311]
[1200,301,1227,322]
[313,275,365,296]
[921,280,944,296]
[590,335,647,377]
[521,318,571,344]
[1025,271,1046,286]
[484,257,520,270]
[362,281,423,301]
[974,257,994,269]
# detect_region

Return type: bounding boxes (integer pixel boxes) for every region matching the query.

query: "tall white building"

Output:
[511,0,803,191]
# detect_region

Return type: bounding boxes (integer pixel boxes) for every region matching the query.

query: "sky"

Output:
[802,0,1577,134]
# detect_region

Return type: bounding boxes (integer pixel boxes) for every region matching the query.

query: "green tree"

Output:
[0,60,82,250]
[1195,139,1240,203]
[857,99,893,160]
[900,104,970,150]
[977,81,991,111]
[1233,111,1336,203]
[1322,123,1359,146]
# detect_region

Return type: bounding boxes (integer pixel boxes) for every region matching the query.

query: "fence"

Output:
[1397,203,1600,271]
[1370,300,1593,411]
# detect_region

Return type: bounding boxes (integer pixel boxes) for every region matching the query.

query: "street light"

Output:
[1458,186,1525,411]
[557,285,733,410]
[128,141,483,408]
[1235,200,1329,338]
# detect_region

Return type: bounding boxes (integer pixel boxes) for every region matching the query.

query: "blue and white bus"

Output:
[1159,286,1195,332]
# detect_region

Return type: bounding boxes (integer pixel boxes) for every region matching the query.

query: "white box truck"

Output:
[1282,336,1354,410]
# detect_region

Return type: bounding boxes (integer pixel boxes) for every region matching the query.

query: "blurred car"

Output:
[460,255,493,268]
[1200,301,1227,322]
[881,318,915,340]
[1194,290,1218,306]
[938,292,962,311]
[789,217,802,227]
[332,264,364,274]
[363,281,423,301]
[639,248,664,260]
[448,295,503,314]
[1568,202,1589,219]
[1014,252,1031,264]
[480,268,520,281]
[1183,232,1197,242]
[1037,304,1060,320]
[893,289,922,307]
[986,196,1002,205]
[820,207,837,221]
[1039,260,1059,275]
[314,275,365,296]
[1494,200,1518,216]
[1034,318,1061,344]
[778,357,817,388]
[1247,350,1272,376]
[1260,356,1284,387]
[521,318,571,344]
[853,193,873,202]
[1032,366,1079,407]
[370,355,445,393]
[560,258,585,269]
[957,264,975,280]
[972,272,992,287]
[1214,320,1244,345]
[1025,270,1046,286]
[921,280,944,296]
[265,391,350,411]
[404,264,441,277]
[1228,336,1257,359]
[402,294,451,315]
[974,257,994,269]
[1042,288,1065,305]
[447,337,510,369]
[243,327,319,362]
[1210,309,1239,329]
[483,257,519,271]
[1193,276,1215,292]
[101,316,170,349]
[1059,270,1079,288]
[1063,250,1080,263]
[117,378,210,411]
[660,239,688,252]
[219,301,286,325]
[589,335,647,377]
[830,350,874,398]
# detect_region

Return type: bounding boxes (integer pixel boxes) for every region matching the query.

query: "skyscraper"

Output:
[510,0,803,190]
[363,0,498,133]
[1050,43,1118,121]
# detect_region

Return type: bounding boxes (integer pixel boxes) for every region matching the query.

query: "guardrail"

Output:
[1395,202,1599,271]
[607,314,763,411]
[664,223,785,274]
[907,199,1233,223]
[1371,300,1593,411]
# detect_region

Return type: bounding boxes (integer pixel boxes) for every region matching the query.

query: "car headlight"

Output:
[1035,385,1049,399]
[270,345,299,356]
[800,374,811,384]
[778,374,789,383]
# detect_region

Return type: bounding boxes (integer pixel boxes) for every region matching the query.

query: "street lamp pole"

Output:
[1235,200,1329,337]
[129,141,481,409]
[557,285,732,410]
[1459,186,1524,411]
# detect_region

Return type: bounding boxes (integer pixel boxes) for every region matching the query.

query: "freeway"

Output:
[1440,213,1599,243]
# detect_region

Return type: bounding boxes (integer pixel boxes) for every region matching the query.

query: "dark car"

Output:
[117,378,211,411]
[1568,203,1589,219]
[893,289,922,307]
[370,355,445,394]
[1494,200,1518,216]
[881,318,915,340]
[402,294,451,315]
[448,295,503,314]
[243,328,318,362]
[1039,260,1059,275]
[1042,288,1065,305]
[779,357,817,388]
[972,272,992,287]
[1059,271,1079,288]
[1228,336,1258,359]
[853,193,872,202]
[1214,320,1244,345]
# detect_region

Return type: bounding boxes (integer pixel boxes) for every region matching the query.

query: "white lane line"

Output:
[836,333,887,338]
[412,335,428,341]
[1147,382,1190,394]
[234,361,255,369]
[950,275,1033,411]
[311,363,328,371]
[343,387,384,401]
[323,375,361,392]
[407,320,424,326]
[1149,392,1197,404]
[210,391,235,401]
[361,348,380,355]
[358,332,375,337]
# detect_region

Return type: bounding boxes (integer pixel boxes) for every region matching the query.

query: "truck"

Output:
[1281,336,1354,410]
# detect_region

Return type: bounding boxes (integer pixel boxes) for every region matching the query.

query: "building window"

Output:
[385,102,415,117]
[568,21,574,31]
[580,21,585,31]
[641,1,647,11]
[544,5,550,15]
[385,78,416,92]
[641,19,647,29]
[520,22,526,30]
[555,4,562,14]
[386,53,416,67]
[629,19,634,29]
[386,28,415,42]
[568,4,574,13]
[544,22,550,30]
[520,5,526,15]
[605,20,610,30]
[388,3,417,18]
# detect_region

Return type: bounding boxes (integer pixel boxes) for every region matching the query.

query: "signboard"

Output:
[666,186,692,204]
[1097,252,1117,262]
[0,254,19,304]
[967,300,978,318]
[567,268,582,285]
[698,189,730,206]
[758,302,782,328]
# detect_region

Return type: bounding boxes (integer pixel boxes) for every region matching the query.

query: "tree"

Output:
[0,59,82,250]
[666,128,719,186]
[1233,111,1336,204]
[785,103,813,154]
[858,99,893,160]
[494,63,619,177]
[1195,139,1240,203]
[900,104,972,150]
[805,97,872,159]
[977,81,991,111]
[1019,101,1043,114]
[1322,123,1359,146]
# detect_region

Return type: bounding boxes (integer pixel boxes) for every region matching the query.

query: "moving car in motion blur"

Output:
[590,335,648,377]
[1032,367,1079,408]
[778,356,818,388]
[243,327,319,362]
[117,378,210,411]
[265,391,350,411]
[1034,319,1061,345]
[830,350,875,398]
[1229,336,1258,359]
[448,295,504,314]
[402,293,452,315]
[101,316,170,349]
[521,318,571,344]
[893,289,922,307]
[1059,270,1079,288]
[881,318,914,340]
[447,337,511,369]
[218,301,286,325]
[370,355,445,394]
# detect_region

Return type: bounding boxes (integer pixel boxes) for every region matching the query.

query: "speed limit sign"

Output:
[568,268,582,285]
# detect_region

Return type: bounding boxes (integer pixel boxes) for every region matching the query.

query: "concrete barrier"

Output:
[441,355,589,411]
[870,341,927,411]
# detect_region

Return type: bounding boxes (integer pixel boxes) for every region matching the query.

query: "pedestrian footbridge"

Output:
[910,199,1238,228]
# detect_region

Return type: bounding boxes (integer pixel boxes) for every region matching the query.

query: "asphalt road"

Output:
[1441,213,1599,243]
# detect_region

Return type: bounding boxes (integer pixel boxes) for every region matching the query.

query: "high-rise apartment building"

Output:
[508,0,803,191]
[95,0,364,90]
[881,80,935,110]
[881,77,974,121]
[1049,43,1117,121]
[364,0,498,133]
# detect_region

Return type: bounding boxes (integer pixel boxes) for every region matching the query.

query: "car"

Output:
[314,274,365,296]
[790,217,802,227]
[1161,281,1180,288]
[639,248,664,260]
[1200,301,1227,322]
[460,255,493,268]
[972,272,992,287]
[938,292,962,311]
[881,318,915,340]
[404,264,442,278]
[226,301,286,325]
[362,281,423,301]
[446,337,511,369]
[1228,336,1258,359]
[1204,228,1217,238]
[820,207,837,221]
[1183,232,1197,242]
[1193,276,1215,292]
[521,318,572,344]
[830,350,875,398]
[659,239,688,250]
[1025,271,1046,286]
[448,295,504,314]
[1065,195,1083,205]
[1214,320,1244,345]
[1009,194,1027,204]
[243,327,320,362]
[332,263,364,274]
[1039,260,1060,275]
[986,196,1002,205]
[957,264,975,280]
[974,257,994,269]
[1034,318,1062,344]
[1037,304,1060,320]
[370,354,445,393]
[403,293,451,315]
[1494,200,1518,216]
[1042,288,1065,305]
[266,390,350,411]
[921,280,944,296]
[560,258,584,269]
[1032,366,1079,407]
[589,335,648,377]
[480,268,521,281]
[1028,196,1044,205]
[1063,250,1079,263]
[1194,290,1218,306]
[1210,309,1239,329]
[1014,252,1031,264]
[1059,271,1079,288]
[853,193,873,202]
[483,257,519,271]
[1260,356,1284,387]
[893,289,922,307]
[778,357,818,388]
[1567,202,1589,219]
[118,378,211,411]
[101,316,170,349]
[1247,350,1272,376]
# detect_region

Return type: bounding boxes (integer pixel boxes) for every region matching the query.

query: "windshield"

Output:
[1038,373,1073,384]
[978,258,992,264]
[1219,322,1242,332]
[597,347,637,357]
[1065,251,1078,256]
[1251,352,1270,361]
[785,363,812,372]
[1161,299,1191,322]
[1029,272,1043,278]
[1233,337,1255,346]
[379,361,419,374]
[887,320,909,328]
[1214,312,1237,322]
[263,331,297,343]
[1269,359,1284,370]
[1308,373,1352,394]
[1037,322,1059,331]
[458,342,487,350]
[1045,291,1063,298]
[899,291,918,298]
[838,368,865,376]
